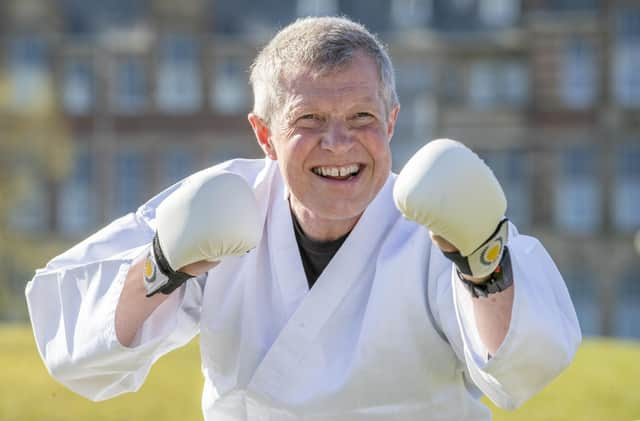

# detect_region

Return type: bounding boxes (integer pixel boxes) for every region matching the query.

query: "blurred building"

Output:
[1,0,638,336]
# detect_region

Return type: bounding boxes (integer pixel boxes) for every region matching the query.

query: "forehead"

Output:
[280,53,383,113]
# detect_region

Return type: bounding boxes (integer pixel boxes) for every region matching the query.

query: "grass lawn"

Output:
[1,324,638,420]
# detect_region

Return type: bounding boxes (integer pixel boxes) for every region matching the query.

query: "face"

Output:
[249,52,399,239]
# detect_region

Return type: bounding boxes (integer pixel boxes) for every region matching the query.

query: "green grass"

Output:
[0,324,202,421]
[485,338,640,421]
[1,324,638,421]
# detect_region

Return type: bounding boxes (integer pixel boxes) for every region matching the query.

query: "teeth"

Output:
[313,164,360,177]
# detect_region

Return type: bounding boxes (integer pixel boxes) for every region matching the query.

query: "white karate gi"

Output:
[26,158,581,420]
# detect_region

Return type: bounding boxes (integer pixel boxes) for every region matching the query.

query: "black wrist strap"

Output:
[443,249,473,275]
[442,218,509,277]
[457,247,513,298]
[146,234,194,297]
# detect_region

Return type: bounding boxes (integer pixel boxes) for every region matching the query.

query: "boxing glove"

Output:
[143,169,261,296]
[393,138,508,279]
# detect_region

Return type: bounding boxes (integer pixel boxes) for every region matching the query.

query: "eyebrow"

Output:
[287,96,380,115]
[284,105,314,123]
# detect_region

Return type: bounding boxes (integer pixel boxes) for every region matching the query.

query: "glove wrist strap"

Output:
[457,247,513,298]
[143,233,194,297]
[442,218,509,278]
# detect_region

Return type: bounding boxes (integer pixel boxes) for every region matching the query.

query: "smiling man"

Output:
[249,49,396,241]
[26,17,580,420]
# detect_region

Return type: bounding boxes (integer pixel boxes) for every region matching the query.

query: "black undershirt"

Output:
[291,210,350,289]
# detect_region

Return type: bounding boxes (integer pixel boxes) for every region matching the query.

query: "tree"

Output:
[0,72,73,320]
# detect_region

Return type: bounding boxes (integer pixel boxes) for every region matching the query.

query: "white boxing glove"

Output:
[143,169,261,296]
[393,138,508,278]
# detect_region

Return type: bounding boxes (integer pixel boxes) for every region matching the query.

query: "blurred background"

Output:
[0,0,639,343]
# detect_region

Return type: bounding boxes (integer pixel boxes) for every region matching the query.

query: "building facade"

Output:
[1,0,639,336]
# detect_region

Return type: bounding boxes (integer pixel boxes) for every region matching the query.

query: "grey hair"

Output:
[249,16,399,126]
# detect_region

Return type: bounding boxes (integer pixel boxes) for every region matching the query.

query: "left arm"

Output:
[431,232,513,355]
[469,286,514,355]
[394,138,581,408]
[444,229,581,409]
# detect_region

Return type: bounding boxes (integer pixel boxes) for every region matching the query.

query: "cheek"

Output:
[364,132,392,168]
[373,150,392,186]
[279,135,314,175]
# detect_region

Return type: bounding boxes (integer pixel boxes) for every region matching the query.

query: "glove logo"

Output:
[480,238,504,267]
[144,254,156,283]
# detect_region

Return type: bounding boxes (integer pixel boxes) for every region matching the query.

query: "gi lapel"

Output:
[266,174,311,318]
[249,174,398,399]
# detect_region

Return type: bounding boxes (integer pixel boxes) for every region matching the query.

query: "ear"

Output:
[386,105,400,142]
[248,113,277,160]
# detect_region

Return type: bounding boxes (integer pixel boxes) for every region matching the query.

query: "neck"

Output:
[289,198,360,242]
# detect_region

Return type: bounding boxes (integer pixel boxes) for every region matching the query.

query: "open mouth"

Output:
[311,164,362,180]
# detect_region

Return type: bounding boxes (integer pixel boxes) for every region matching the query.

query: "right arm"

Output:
[115,256,217,347]
[26,166,261,400]
[25,212,204,401]
[115,169,260,346]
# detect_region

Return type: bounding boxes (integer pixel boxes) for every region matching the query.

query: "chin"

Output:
[314,201,368,221]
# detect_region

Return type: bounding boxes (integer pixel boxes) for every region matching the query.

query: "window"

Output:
[613,9,640,107]
[452,0,475,13]
[395,60,432,104]
[613,143,640,231]
[249,0,297,32]
[482,150,531,229]
[469,60,528,107]
[554,145,601,234]
[562,38,596,109]
[212,0,296,36]
[478,0,519,27]
[206,134,259,165]
[441,64,465,104]
[564,270,599,336]
[211,56,249,114]
[297,0,337,17]
[616,270,640,339]
[393,60,435,155]
[111,149,146,218]
[543,0,598,11]
[8,36,50,111]
[502,62,529,104]
[63,56,95,114]
[157,33,201,113]
[111,56,146,114]
[211,0,251,35]
[432,0,478,31]
[391,0,432,29]
[392,60,435,169]
[161,148,194,189]
[391,96,436,170]
[58,146,95,235]
[9,169,48,232]
[340,0,390,33]
[63,0,147,35]
[470,62,493,105]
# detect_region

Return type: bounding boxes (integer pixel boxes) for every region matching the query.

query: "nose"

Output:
[320,122,353,153]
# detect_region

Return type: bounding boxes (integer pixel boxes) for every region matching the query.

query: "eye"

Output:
[351,112,375,126]
[296,114,324,128]
[300,114,319,120]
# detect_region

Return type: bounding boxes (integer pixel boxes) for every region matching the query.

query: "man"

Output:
[26,16,580,420]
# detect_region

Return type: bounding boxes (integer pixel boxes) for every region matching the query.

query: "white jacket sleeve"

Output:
[24,158,272,402]
[25,189,203,402]
[430,223,581,410]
